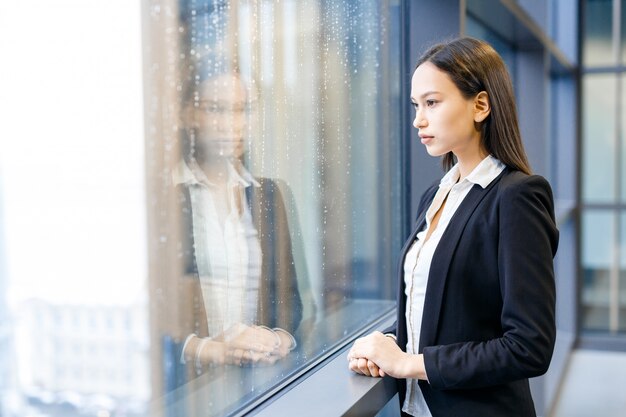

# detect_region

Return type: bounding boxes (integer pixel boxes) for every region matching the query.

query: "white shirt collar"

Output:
[173,158,261,188]
[440,155,506,189]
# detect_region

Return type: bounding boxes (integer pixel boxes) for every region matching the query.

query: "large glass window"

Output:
[0,0,402,416]
[148,0,403,413]
[581,0,626,335]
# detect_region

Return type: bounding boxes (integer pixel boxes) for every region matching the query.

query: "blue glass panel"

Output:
[583,0,615,67]
[582,74,617,203]
[582,210,616,331]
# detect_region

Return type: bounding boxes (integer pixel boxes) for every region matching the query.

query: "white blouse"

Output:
[174,159,262,337]
[402,155,505,416]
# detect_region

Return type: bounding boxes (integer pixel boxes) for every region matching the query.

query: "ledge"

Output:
[251,313,398,417]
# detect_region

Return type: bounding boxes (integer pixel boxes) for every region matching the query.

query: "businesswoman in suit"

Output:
[347,37,559,417]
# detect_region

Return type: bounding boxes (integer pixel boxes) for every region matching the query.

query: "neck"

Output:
[197,155,237,184]
[454,145,488,181]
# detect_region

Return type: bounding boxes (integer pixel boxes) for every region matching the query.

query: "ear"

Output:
[473,91,491,123]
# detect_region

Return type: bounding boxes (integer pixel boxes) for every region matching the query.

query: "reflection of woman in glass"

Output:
[174,69,302,373]
[348,38,559,416]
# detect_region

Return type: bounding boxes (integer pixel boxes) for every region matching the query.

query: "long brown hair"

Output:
[416,37,532,175]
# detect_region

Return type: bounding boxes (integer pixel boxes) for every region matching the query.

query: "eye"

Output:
[426,99,436,107]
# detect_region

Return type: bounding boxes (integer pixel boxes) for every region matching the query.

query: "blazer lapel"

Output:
[395,189,434,348]
[418,172,505,350]
[396,194,432,299]
[400,185,438,260]
[400,214,427,257]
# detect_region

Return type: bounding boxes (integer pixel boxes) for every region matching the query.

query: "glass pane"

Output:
[0,0,403,416]
[620,214,626,331]
[623,74,626,203]
[583,0,614,67]
[581,211,615,331]
[148,0,402,416]
[582,74,617,203]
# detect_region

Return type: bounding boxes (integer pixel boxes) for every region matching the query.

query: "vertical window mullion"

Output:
[611,0,622,332]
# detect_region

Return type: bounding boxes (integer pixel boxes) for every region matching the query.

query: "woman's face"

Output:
[186,73,249,159]
[410,62,482,159]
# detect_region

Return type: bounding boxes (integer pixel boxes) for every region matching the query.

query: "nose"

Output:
[413,109,427,129]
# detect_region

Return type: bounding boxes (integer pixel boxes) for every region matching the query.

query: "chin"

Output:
[425,146,447,157]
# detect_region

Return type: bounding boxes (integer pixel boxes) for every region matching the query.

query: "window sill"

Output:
[251,311,397,417]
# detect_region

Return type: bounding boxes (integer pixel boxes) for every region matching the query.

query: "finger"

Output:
[357,358,371,377]
[347,346,358,361]
[349,345,370,361]
[367,360,380,378]
[349,358,363,374]
[347,343,362,361]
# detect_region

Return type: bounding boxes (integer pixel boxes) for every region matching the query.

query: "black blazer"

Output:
[394,168,559,417]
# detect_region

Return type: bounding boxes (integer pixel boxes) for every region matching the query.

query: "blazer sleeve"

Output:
[423,175,559,390]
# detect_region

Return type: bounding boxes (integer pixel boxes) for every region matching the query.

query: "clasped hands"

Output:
[189,323,296,367]
[347,331,427,380]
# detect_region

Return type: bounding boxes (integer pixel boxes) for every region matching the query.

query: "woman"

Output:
[347,37,559,417]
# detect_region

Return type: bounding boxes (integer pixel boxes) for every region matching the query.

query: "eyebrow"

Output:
[410,91,441,103]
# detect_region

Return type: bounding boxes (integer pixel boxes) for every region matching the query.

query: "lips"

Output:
[419,134,434,145]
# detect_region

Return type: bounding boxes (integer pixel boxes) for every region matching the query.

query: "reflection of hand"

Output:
[221,324,281,366]
[193,323,297,367]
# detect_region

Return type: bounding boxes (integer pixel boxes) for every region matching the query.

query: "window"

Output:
[146,0,402,415]
[581,0,626,334]
[0,0,403,416]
